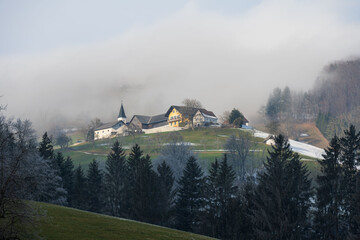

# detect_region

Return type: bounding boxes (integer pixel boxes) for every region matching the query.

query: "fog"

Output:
[1,0,360,133]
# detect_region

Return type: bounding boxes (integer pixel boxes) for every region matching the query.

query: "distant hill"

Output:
[38,202,214,240]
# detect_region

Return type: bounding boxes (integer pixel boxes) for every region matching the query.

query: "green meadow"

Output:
[38,202,214,240]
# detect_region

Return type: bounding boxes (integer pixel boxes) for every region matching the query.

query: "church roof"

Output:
[95,120,125,131]
[118,103,126,119]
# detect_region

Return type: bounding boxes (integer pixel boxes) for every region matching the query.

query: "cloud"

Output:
[1,0,360,132]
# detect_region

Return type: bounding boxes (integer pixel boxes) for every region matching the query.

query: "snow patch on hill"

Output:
[254,130,325,159]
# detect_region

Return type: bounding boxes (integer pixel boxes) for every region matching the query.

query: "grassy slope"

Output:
[62,127,322,182]
[38,202,214,240]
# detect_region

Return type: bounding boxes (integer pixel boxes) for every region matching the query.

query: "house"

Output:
[129,114,168,129]
[94,103,141,140]
[264,135,275,146]
[193,109,218,127]
[165,105,218,127]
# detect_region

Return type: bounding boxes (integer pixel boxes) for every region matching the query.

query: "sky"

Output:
[1,0,360,132]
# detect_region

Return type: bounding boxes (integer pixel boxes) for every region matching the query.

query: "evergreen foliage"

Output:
[38,131,54,160]
[339,125,360,235]
[314,135,345,239]
[228,108,246,127]
[127,144,159,222]
[204,154,237,239]
[86,159,104,213]
[157,160,175,226]
[104,140,127,217]
[175,156,206,233]
[72,166,88,210]
[252,134,312,240]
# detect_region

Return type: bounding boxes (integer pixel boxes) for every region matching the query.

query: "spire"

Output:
[117,102,127,122]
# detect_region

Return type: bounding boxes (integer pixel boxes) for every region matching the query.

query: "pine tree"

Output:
[104,140,127,217]
[204,154,237,238]
[127,144,158,222]
[62,156,74,206]
[204,158,220,237]
[252,134,312,240]
[349,173,360,239]
[175,156,206,233]
[217,154,237,239]
[157,160,175,226]
[86,159,103,213]
[314,135,345,239]
[38,132,54,160]
[339,125,360,234]
[125,144,143,218]
[72,165,87,210]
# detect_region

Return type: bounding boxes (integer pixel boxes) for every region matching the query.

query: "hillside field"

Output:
[37,202,214,240]
[61,127,322,181]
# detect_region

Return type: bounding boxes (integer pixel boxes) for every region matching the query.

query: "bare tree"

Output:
[181,98,203,129]
[86,118,103,142]
[182,98,203,109]
[0,115,46,239]
[219,111,230,126]
[154,132,193,182]
[224,131,256,182]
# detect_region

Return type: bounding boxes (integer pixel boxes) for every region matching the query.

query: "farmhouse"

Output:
[165,105,218,127]
[129,114,168,129]
[264,135,275,146]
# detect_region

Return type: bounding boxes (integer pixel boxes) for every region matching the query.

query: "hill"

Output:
[38,202,214,240]
[61,127,322,182]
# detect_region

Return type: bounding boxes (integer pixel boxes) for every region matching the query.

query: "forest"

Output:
[1,105,360,240]
[262,58,360,140]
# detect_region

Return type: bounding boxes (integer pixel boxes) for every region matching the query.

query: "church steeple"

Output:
[117,102,127,123]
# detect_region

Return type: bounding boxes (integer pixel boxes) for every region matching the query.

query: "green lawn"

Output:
[38,202,214,240]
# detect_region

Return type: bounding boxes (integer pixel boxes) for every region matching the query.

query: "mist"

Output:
[1,0,360,133]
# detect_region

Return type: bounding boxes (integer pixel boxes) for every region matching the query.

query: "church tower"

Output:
[117,102,127,123]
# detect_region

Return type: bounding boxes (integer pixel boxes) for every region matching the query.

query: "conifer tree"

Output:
[349,173,360,239]
[104,140,127,217]
[86,159,104,213]
[157,160,175,226]
[314,135,345,240]
[217,154,237,239]
[339,125,360,232]
[72,165,87,210]
[204,154,237,238]
[175,156,206,233]
[127,144,158,222]
[62,156,74,206]
[39,132,54,160]
[252,134,312,240]
[204,158,220,237]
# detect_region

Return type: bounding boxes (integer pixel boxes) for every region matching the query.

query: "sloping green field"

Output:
[38,202,214,240]
[60,128,321,181]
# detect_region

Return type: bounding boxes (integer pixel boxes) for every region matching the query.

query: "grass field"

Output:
[38,202,214,240]
[61,127,322,183]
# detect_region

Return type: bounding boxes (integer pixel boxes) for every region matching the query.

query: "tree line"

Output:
[262,58,360,139]
[2,106,360,239]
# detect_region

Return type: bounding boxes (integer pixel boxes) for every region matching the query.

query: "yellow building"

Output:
[165,105,217,127]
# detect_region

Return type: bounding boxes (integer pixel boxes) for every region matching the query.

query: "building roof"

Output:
[198,109,217,118]
[131,113,167,125]
[95,120,125,131]
[165,105,217,118]
[118,103,126,119]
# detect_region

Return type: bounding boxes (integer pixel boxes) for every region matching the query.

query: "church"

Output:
[94,103,140,140]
